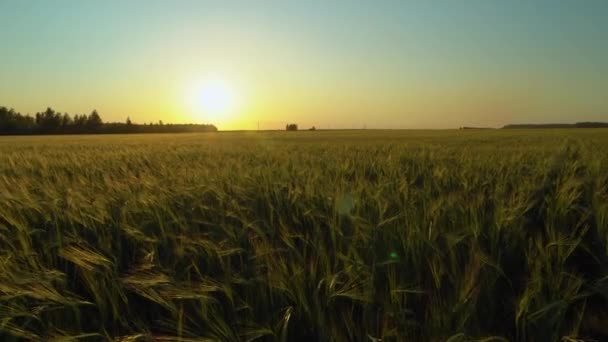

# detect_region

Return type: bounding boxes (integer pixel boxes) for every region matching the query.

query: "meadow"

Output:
[0,129,607,341]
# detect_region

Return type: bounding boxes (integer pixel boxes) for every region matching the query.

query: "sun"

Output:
[188,79,238,123]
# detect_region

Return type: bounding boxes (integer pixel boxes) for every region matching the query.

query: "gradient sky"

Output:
[1,1,607,130]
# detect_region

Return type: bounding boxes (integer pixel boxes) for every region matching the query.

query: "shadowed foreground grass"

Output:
[1,130,607,341]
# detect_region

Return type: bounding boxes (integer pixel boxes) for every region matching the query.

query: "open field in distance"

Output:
[1,129,608,341]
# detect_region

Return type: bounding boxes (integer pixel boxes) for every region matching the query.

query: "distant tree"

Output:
[286,123,298,131]
[86,110,103,131]
[0,107,35,133]
[36,107,62,133]
[0,107,16,132]
[126,117,132,125]
[309,126,316,131]
[73,114,87,128]
[61,113,72,128]
[0,107,13,131]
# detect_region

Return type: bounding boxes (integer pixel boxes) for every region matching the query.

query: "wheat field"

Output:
[1,130,607,341]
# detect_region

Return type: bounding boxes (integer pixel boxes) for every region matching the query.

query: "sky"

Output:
[1,0,607,130]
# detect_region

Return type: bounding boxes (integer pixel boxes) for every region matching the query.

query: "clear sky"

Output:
[1,0,607,130]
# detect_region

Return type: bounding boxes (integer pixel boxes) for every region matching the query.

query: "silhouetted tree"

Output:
[73,114,87,131]
[0,105,218,135]
[503,123,608,129]
[87,110,103,132]
[0,107,22,132]
[35,107,63,133]
[286,123,298,131]
[61,113,72,128]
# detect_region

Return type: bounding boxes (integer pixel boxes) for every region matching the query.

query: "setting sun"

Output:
[188,79,239,123]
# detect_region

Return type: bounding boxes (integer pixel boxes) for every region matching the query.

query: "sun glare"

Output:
[189,79,238,123]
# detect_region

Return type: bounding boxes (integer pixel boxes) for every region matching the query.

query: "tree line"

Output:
[0,106,217,135]
[503,122,608,129]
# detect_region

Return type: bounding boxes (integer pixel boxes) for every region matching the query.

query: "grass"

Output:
[0,129,607,341]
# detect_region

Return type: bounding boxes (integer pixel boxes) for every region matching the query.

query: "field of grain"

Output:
[1,130,607,341]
